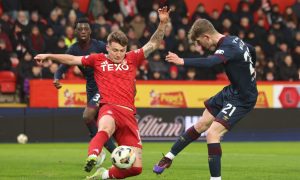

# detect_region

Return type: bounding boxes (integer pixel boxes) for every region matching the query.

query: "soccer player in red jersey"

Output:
[34,6,170,179]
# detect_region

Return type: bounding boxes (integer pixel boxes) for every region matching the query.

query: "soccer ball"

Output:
[17,133,28,144]
[111,146,136,169]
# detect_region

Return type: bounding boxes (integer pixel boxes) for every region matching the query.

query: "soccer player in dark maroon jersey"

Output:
[34,6,170,179]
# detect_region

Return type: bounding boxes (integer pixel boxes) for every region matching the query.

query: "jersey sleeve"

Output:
[81,54,98,67]
[54,64,70,79]
[131,48,146,67]
[212,43,236,63]
[183,56,224,67]
[54,46,75,79]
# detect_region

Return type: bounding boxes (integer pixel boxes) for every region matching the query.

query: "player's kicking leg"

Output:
[84,93,116,153]
[84,114,115,172]
[153,109,215,174]
[83,106,116,153]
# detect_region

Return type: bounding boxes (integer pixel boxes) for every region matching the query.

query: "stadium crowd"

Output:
[0,0,299,103]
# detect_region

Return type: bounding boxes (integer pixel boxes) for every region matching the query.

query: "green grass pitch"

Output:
[0,142,299,179]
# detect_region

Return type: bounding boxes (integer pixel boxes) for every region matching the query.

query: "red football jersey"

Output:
[81,49,145,110]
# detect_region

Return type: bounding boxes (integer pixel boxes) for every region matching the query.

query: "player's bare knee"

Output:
[206,129,221,142]
[194,120,211,132]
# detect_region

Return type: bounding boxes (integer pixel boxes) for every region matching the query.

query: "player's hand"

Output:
[165,51,184,65]
[34,54,49,65]
[158,6,171,24]
[53,79,62,89]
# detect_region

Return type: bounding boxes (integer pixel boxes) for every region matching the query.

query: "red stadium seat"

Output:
[0,71,16,93]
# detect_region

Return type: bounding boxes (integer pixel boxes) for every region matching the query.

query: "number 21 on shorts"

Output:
[221,103,236,116]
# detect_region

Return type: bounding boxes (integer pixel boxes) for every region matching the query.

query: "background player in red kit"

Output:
[34,6,171,179]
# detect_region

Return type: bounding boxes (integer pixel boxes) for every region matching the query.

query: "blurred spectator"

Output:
[150,71,163,80]
[28,25,45,55]
[274,42,289,66]
[66,9,77,27]
[210,9,222,31]
[278,55,298,81]
[42,62,58,79]
[70,1,85,19]
[0,39,12,70]
[264,71,276,81]
[29,11,46,33]
[168,0,188,17]
[104,0,120,21]
[245,31,259,46]
[262,33,279,59]
[1,0,21,18]
[0,13,13,36]
[292,45,300,68]
[43,26,58,53]
[17,51,35,102]
[220,18,237,35]
[253,17,268,44]
[130,14,146,39]
[237,1,253,23]
[148,51,168,78]
[283,6,298,25]
[239,17,251,32]
[163,23,176,52]
[168,65,181,80]
[0,25,13,52]
[53,37,67,54]
[146,11,159,34]
[177,16,190,33]
[191,3,210,22]
[92,15,111,39]
[220,3,236,22]
[48,8,64,36]
[292,0,300,22]
[64,25,76,48]
[175,28,189,51]
[127,27,139,45]
[16,11,31,35]
[11,22,28,58]
[113,12,129,32]
[263,60,277,80]
[54,0,72,15]
[119,0,138,21]
[139,28,151,46]
[136,0,153,18]
[185,68,197,80]
[21,0,53,18]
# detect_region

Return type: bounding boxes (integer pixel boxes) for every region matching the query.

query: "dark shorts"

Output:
[204,87,256,130]
[87,93,101,108]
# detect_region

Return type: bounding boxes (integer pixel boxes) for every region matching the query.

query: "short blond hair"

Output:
[188,19,217,41]
[107,30,128,47]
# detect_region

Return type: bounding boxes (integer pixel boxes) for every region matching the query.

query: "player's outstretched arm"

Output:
[34,54,83,66]
[142,6,170,58]
[166,51,224,67]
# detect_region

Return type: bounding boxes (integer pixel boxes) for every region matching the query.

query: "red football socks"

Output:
[108,166,142,179]
[88,131,109,156]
